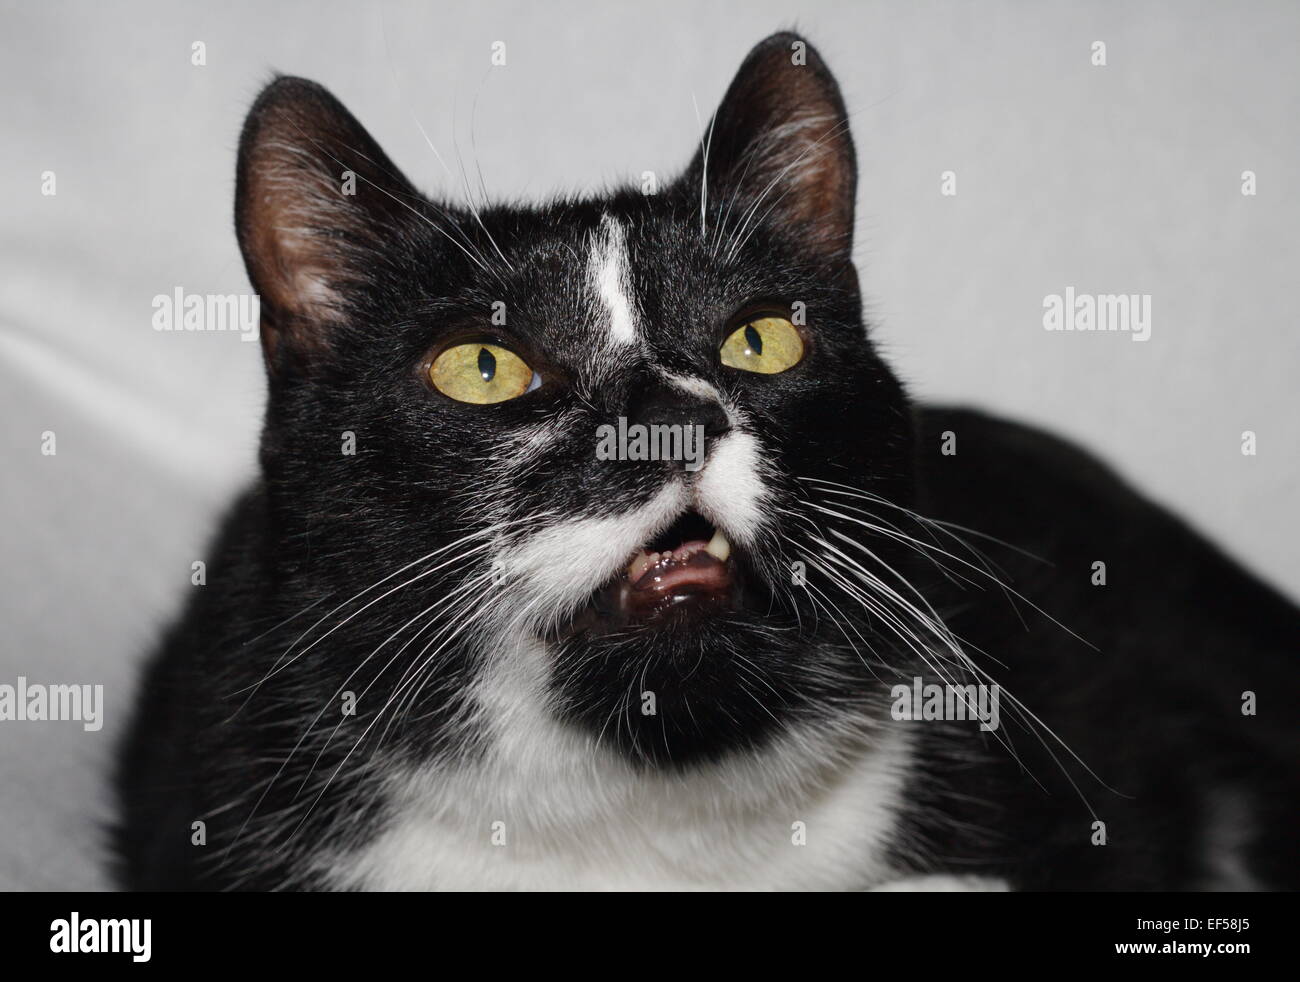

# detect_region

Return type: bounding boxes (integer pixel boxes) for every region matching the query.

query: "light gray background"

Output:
[1,0,1296,890]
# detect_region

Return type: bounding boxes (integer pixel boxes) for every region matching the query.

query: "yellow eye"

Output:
[429,342,537,404]
[719,316,805,374]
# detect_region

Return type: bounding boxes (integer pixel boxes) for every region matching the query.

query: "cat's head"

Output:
[235,32,917,766]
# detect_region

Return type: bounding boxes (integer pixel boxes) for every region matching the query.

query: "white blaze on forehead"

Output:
[589,214,638,346]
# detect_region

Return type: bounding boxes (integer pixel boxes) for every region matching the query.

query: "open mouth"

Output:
[546,510,739,635]
[544,510,748,641]
[620,511,734,619]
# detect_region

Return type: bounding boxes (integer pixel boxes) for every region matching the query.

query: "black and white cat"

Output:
[115,32,1298,891]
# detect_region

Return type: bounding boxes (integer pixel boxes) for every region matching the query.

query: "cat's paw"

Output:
[869,874,1011,892]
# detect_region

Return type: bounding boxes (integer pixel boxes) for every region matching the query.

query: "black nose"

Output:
[628,385,731,441]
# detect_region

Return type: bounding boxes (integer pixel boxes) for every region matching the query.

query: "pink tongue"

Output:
[632,549,728,594]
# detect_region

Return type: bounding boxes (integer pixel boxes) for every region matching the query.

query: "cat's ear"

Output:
[235,76,418,373]
[686,32,856,262]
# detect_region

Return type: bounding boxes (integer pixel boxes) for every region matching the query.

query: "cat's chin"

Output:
[543,589,817,765]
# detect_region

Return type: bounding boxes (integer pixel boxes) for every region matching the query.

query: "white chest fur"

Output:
[320,630,945,891]
[322,718,915,891]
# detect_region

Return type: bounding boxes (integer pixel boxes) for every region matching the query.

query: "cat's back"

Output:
[906,405,1298,889]
[913,404,1299,661]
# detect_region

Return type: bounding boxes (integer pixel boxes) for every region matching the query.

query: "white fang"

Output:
[590,215,637,345]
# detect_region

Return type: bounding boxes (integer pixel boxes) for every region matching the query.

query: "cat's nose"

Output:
[628,386,731,441]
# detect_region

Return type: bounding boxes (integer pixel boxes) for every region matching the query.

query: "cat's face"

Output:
[237,33,915,765]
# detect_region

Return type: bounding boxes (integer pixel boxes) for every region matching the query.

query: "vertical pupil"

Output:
[744,324,763,355]
[478,347,496,382]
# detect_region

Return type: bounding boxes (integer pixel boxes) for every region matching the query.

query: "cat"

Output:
[114,31,1298,891]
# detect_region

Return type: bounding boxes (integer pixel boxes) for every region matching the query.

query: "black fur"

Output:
[896,408,1299,889]
[115,32,1298,890]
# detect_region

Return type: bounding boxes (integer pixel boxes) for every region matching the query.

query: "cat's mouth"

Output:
[618,510,734,620]
[556,510,741,634]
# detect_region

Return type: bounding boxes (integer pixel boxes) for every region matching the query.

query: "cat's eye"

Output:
[428,342,539,404]
[719,316,805,374]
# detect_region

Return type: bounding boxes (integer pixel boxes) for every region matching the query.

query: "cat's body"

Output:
[115,33,1297,891]
[905,408,1299,891]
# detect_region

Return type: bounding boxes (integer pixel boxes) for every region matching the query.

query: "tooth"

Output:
[704,528,731,562]
[627,550,652,581]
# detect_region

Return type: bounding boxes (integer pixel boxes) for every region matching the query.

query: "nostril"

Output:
[624,385,733,471]
[700,403,731,440]
[630,386,730,438]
